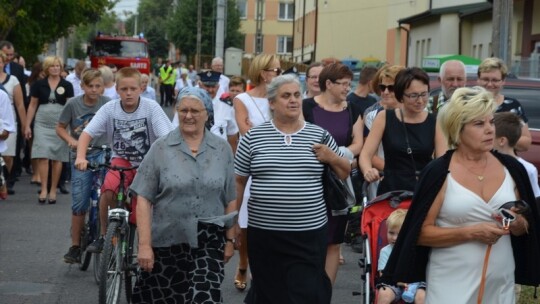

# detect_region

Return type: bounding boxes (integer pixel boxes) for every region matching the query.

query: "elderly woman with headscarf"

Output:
[130,87,237,304]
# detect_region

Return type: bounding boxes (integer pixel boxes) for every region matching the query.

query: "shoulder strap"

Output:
[302,97,317,123]
[346,101,354,146]
[432,94,439,115]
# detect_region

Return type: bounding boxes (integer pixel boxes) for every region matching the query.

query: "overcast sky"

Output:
[112,0,139,18]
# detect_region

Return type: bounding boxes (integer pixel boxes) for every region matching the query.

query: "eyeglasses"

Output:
[378,84,394,92]
[478,78,503,85]
[264,68,282,75]
[403,92,429,101]
[178,108,206,117]
[332,80,351,88]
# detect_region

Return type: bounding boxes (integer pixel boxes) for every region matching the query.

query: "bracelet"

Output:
[225,238,235,244]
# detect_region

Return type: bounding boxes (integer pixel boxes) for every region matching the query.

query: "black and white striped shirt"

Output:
[235,120,342,231]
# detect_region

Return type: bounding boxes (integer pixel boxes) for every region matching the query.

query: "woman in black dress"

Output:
[359,67,446,195]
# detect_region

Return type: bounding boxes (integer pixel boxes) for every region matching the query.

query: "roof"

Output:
[398,2,492,25]
[94,34,147,43]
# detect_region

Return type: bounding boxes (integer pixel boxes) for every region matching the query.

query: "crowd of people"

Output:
[1,40,540,304]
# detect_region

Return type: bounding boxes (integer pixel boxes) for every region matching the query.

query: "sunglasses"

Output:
[378,84,394,92]
[264,68,282,75]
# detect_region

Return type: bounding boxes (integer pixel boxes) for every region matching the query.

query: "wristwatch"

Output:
[225,238,236,245]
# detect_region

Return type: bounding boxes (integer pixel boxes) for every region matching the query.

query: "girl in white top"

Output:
[0,51,27,190]
[231,53,281,292]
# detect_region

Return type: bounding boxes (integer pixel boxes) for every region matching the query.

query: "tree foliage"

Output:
[130,0,174,59]
[167,0,244,58]
[0,0,115,62]
[69,12,119,59]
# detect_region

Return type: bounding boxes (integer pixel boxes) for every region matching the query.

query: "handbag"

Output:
[321,132,355,216]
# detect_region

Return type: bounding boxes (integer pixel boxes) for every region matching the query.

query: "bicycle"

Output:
[97,161,139,304]
[79,145,111,284]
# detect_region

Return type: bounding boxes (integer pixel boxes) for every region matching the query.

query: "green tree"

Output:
[69,12,119,59]
[0,0,115,61]
[135,0,174,59]
[167,0,243,59]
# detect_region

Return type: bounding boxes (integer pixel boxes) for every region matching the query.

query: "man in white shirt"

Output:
[66,60,87,97]
[211,57,229,97]
[140,74,157,101]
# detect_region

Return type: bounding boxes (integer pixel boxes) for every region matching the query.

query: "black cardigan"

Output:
[380,149,540,286]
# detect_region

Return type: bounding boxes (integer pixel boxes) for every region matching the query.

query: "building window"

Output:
[236,0,247,19]
[277,36,292,54]
[279,2,294,20]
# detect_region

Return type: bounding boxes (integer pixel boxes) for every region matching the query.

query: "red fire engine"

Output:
[88,33,150,74]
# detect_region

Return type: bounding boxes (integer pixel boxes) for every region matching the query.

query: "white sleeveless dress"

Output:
[235,92,271,228]
[425,169,517,304]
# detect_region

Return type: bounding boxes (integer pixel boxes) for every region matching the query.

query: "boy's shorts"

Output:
[377,283,403,302]
[377,282,427,303]
[71,151,105,215]
[102,157,138,224]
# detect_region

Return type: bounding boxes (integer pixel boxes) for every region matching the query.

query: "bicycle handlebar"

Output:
[87,162,139,172]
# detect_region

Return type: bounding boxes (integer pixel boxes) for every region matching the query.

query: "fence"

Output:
[510,56,540,78]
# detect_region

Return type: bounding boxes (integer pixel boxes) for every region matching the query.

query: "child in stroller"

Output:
[377,209,425,303]
[358,187,423,303]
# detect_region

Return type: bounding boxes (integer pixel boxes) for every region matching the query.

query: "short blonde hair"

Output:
[247,53,279,86]
[115,67,141,86]
[387,209,407,231]
[437,86,497,149]
[372,64,405,95]
[0,51,7,63]
[81,68,103,86]
[477,57,508,80]
[42,56,64,77]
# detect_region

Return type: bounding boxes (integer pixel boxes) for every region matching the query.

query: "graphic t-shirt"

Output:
[83,97,174,164]
[58,95,110,157]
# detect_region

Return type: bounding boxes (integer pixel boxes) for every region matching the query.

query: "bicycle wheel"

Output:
[79,216,92,271]
[98,220,123,304]
[124,223,138,303]
[93,217,101,285]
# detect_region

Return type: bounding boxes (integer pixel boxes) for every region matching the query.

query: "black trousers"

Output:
[247,225,331,304]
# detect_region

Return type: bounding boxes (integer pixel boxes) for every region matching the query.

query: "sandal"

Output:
[234,268,248,291]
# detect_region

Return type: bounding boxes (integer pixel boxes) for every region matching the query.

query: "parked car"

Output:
[430,75,540,186]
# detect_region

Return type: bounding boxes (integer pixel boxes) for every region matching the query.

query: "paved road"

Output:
[0,104,366,303]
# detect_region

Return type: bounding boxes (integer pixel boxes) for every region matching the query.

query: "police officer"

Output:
[172,70,239,152]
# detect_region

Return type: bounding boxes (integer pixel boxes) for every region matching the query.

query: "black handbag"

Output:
[321,132,355,216]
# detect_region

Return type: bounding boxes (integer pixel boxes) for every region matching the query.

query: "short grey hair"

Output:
[439,60,466,79]
[267,74,301,102]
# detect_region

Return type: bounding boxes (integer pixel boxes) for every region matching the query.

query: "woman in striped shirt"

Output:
[235,74,350,303]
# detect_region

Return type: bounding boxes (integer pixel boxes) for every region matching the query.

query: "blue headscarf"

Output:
[176,87,214,129]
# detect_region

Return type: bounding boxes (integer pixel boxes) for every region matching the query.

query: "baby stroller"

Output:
[358,184,413,304]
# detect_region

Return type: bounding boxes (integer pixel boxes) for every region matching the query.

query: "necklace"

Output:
[460,156,488,181]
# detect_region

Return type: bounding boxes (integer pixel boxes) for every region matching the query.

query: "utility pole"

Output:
[255,0,264,54]
[215,0,225,58]
[196,0,202,70]
[491,0,512,67]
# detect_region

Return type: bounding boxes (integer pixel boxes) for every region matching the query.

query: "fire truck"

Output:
[88,33,151,74]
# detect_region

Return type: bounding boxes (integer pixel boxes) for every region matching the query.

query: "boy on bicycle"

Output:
[75,67,174,253]
[56,69,111,263]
